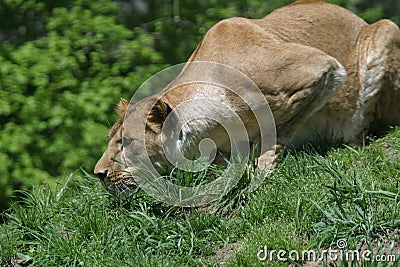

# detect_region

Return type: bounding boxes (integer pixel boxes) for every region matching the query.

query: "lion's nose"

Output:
[95,170,107,181]
[94,159,108,181]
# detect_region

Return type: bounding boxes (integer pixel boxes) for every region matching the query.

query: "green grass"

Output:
[1,127,400,266]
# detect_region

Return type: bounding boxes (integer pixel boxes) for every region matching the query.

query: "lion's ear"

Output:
[117,98,129,115]
[147,100,172,133]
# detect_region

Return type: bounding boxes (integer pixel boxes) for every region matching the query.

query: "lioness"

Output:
[95,0,400,196]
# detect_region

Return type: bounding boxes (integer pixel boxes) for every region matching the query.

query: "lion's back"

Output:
[255,0,367,65]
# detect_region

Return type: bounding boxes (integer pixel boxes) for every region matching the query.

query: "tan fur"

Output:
[94,0,400,195]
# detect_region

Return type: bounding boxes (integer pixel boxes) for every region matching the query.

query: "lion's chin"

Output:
[102,177,138,197]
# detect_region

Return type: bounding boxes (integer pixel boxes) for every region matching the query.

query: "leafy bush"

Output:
[0,0,165,210]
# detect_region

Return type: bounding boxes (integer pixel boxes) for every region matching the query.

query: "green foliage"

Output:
[0,175,227,266]
[0,0,164,210]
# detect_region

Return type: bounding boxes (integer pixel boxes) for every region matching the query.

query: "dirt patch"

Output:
[382,144,398,160]
[213,241,243,265]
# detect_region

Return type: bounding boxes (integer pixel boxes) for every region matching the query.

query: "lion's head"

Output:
[94,96,177,195]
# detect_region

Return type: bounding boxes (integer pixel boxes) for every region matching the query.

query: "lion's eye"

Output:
[122,136,133,147]
[116,139,122,145]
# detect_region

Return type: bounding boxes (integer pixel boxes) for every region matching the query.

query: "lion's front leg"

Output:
[256,144,283,170]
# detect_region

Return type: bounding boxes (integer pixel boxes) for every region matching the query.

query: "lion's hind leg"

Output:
[357,19,400,133]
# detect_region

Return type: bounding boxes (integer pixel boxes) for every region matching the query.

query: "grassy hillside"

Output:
[1,127,399,266]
